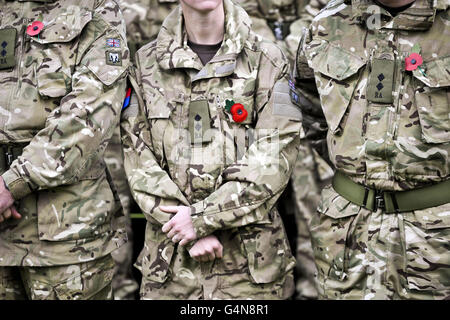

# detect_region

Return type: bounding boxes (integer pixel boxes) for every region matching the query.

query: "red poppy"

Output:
[405,52,423,71]
[230,103,248,123]
[26,21,44,37]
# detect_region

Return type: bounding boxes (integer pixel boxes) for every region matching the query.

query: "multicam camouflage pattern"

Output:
[118,0,179,56]
[291,141,333,299]
[104,127,139,300]
[0,254,115,300]
[234,0,331,300]
[294,0,450,299]
[311,185,450,299]
[285,0,330,300]
[285,0,328,62]
[0,0,128,267]
[235,0,302,62]
[121,0,301,299]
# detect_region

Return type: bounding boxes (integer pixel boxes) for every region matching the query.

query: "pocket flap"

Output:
[306,40,366,81]
[32,8,92,44]
[413,56,450,88]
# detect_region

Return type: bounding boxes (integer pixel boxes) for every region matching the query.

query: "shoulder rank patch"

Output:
[0,28,17,70]
[122,88,131,110]
[106,38,120,48]
[106,50,122,66]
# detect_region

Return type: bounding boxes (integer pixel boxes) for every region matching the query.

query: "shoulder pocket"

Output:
[412,56,450,144]
[305,40,366,134]
[81,35,130,86]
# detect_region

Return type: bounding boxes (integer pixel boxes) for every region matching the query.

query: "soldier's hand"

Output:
[161,205,197,246]
[0,205,21,223]
[189,235,223,262]
[0,176,16,218]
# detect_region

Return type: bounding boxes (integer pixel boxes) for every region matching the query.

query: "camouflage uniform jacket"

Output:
[294,0,450,192]
[0,0,129,266]
[121,0,301,284]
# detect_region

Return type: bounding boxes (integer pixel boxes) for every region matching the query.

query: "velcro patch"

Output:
[273,81,302,121]
[0,28,17,70]
[106,50,122,66]
[106,38,120,48]
[367,58,395,104]
[188,100,212,144]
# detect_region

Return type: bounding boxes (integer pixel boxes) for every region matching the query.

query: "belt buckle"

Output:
[374,190,385,211]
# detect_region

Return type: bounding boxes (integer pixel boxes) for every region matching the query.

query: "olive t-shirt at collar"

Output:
[187,40,223,66]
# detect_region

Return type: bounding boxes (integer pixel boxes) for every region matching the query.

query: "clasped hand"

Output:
[0,176,21,223]
[160,205,223,262]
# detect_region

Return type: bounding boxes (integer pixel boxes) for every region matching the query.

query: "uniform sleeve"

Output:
[2,18,129,200]
[190,59,303,239]
[121,64,190,226]
[291,26,330,164]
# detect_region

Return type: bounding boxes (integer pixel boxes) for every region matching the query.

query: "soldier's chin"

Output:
[181,0,223,13]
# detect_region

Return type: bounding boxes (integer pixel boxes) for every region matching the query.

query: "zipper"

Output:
[387,31,402,181]
[15,21,28,99]
[215,94,226,173]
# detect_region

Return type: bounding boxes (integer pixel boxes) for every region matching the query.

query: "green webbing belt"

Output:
[130,213,145,219]
[332,171,450,213]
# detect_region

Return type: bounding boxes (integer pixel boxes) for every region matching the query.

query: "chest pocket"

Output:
[305,40,366,135]
[412,56,450,144]
[31,8,93,99]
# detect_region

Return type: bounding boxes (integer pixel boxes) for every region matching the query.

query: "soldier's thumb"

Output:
[11,205,21,219]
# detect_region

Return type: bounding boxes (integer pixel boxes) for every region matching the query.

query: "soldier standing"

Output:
[121,0,302,299]
[294,0,450,299]
[0,0,129,300]
[235,0,333,299]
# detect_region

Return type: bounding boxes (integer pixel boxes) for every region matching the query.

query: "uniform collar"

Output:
[155,0,251,78]
[350,0,446,31]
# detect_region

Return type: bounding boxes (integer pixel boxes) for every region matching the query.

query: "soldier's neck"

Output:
[375,0,416,8]
[181,2,225,45]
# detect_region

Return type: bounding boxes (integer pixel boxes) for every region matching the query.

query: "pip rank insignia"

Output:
[367,58,394,104]
[106,50,122,66]
[0,28,17,70]
[106,38,120,48]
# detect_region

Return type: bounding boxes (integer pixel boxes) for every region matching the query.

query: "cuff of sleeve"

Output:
[2,170,33,200]
[190,201,206,239]
[192,214,214,239]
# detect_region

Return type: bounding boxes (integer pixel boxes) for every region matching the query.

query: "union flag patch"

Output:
[106,38,120,48]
